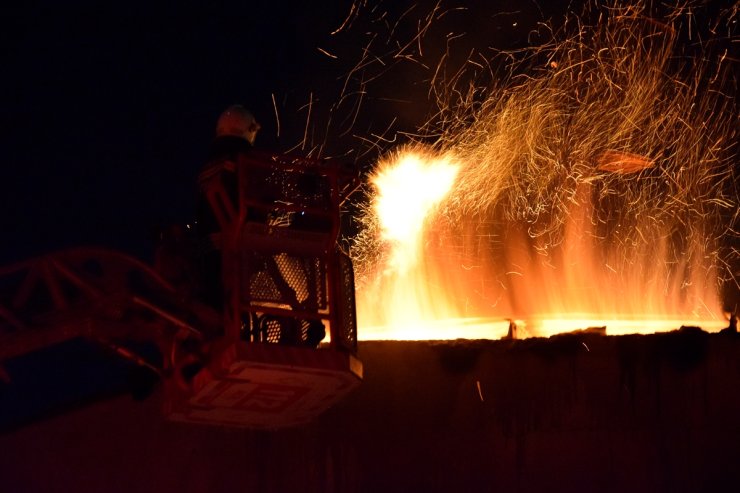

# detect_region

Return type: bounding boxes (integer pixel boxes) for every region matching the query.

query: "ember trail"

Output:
[352,2,738,340]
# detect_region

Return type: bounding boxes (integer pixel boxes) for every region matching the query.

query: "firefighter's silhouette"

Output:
[196,105,259,308]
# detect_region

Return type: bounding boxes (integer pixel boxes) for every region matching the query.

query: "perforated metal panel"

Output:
[336,252,357,351]
[242,253,327,310]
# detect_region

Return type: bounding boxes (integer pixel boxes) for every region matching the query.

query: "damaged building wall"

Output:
[1,331,739,492]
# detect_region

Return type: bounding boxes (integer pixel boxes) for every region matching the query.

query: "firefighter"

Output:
[199,105,261,217]
[196,105,261,308]
[211,105,260,159]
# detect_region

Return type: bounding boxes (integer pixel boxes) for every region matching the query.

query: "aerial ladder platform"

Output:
[0,150,362,429]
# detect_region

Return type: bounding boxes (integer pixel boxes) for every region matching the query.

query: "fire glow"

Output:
[352,4,736,341]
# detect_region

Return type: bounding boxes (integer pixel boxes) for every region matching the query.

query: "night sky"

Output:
[1,0,573,265]
[2,1,735,266]
[1,1,352,262]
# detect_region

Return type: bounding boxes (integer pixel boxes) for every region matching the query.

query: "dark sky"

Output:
[1,0,576,264]
[1,1,362,262]
[2,1,731,265]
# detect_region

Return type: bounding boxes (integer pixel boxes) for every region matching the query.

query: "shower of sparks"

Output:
[351,1,738,340]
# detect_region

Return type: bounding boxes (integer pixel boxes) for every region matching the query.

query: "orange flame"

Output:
[355,147,727,340]
[356,148,472,339]
[371,149,459,272]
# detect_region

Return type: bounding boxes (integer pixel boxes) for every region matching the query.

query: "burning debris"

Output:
[349,1,738,340]
[596,151,654,175]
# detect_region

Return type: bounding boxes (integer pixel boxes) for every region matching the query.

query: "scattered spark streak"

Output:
[271,93,280,137]
[331,1,360,35]
[302,92,313,151]
[394,0,441,60]
[340,84,367,138]
[317,47,338,59]
[476,380,484,402]
[582,342,590,352]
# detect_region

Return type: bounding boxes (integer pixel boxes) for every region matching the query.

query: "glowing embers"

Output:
[358,317,728,341]
[596,151,655,175]
[360,317,513,341]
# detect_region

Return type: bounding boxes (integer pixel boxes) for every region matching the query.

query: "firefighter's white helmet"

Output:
[216,105,260,144]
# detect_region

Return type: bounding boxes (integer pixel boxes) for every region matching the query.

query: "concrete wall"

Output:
[2,331,739,492]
